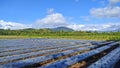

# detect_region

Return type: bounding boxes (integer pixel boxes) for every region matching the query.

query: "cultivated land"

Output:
[0,39,120,68]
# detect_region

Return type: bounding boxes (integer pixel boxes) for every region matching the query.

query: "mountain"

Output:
[51,27,74,32]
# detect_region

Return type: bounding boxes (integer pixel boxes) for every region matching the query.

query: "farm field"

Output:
[0,38,120,68]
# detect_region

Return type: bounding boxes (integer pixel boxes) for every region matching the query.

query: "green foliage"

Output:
[0,29,120,40]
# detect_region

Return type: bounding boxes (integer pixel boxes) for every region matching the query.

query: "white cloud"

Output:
[34,13,68,28]
[0,20,31,30]
[47,8,54,14]
[90,0,120,18]
[67,24,100,31]
[67,24,85,31]
[0,20,120,31]
[67,23,120,31]
[90,6,120,18]
[109,0,120,5]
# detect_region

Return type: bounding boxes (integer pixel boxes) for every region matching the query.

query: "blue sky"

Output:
[0,0,120,31]
[0,0,100,23]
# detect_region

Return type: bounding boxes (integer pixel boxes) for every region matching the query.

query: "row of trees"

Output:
[0,28,120,36]
[0,29,120,40]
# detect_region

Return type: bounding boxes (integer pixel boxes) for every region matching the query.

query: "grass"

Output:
[0,35,120,41]
[0,35,29,39]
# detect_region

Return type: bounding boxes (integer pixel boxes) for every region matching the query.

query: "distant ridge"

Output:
[51,27,74,32]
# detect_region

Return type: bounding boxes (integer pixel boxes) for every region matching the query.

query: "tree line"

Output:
[0,28,120,40]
